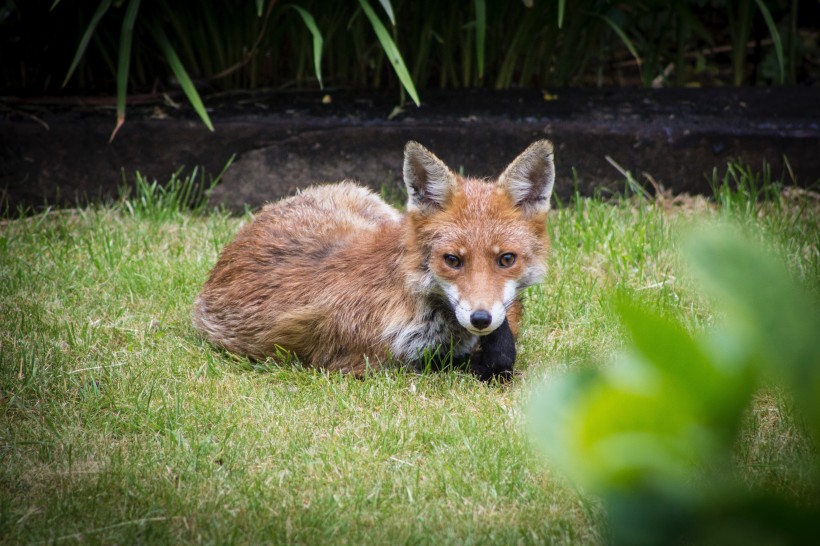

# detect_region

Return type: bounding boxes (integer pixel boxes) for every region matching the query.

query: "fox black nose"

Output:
[470,310,492,330]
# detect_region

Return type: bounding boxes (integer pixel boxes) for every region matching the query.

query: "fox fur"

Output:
[193,140,555,380]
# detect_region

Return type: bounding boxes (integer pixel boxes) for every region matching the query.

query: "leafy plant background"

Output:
[1,1,818,135]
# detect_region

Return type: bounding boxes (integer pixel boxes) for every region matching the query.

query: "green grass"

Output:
[1,165,818,544]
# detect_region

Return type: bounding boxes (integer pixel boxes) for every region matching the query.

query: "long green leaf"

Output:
[62,0,113,87]
[557,0,565,29]
[255,0,264,17]
[290,5,324,89]
[110,0,142,142]
[474,0,486,80]
[377,0,395,27]
[358,0,420,106]
[753,0,785,84]
[149,24,214,132]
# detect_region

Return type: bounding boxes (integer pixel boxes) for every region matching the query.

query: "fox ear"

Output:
[403,141,458,212]
[498,140,555,216]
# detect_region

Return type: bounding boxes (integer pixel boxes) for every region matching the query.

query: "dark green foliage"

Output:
[2,1,814,95]
[2,1,815,133]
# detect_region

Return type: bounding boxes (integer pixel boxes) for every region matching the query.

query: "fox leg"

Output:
[470,298,523,382]
[470,319,516,382]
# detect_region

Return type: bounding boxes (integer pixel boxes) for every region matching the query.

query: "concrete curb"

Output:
[2,88,817,212]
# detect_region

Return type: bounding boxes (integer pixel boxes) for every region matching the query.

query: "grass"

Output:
[1,165,818,544]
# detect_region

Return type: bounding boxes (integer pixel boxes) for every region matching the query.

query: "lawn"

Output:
[1,165,817,544]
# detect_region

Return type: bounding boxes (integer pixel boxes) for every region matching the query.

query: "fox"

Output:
[193,140,555,381]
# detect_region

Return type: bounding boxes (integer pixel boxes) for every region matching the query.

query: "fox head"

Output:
[403,140,554,336]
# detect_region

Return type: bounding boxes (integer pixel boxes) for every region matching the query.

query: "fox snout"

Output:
[455,300,508,336]
[443,279,518,336]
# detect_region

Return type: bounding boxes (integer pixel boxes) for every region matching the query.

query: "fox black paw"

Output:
[471,318,516,383]
[471,362,514,383]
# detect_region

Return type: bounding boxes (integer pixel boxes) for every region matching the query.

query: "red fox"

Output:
[194,140,554,380]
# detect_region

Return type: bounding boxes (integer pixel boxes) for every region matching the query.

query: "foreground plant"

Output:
[528,226,820,544]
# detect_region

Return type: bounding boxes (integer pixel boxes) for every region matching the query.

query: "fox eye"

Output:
[443,254,462,269]
[498,253,516,268]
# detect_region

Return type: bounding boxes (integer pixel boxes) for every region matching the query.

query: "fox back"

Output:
[194,140,555,378]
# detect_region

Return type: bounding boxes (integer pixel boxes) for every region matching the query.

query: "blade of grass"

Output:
[557,0,565,29]
[377,0,395,27]
[62,0,113,87]
[110,0,142,142]
[290,5,324,89]
[753,0,785,84]
[148,23,214,132]
[358,0,420,106]
[255,0,264,17]
[605,155,651,200]
[474,0,486,80]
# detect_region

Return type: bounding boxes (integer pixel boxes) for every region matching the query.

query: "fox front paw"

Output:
[471,361,514,383]
[471,318,516,382]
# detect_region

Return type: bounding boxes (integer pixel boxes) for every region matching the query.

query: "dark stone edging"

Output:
[2,87,817,212]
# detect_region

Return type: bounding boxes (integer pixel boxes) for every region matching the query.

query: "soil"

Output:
[1,87,818,212]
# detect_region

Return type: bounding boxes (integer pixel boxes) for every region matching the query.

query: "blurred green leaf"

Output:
[290,5,324,89]
[148,23,214,132]
[529,299,755,493]
[624,312,753,439]
[255,0,264,17]
[62,0,113,87]
[686,226,820,437]
[358,0,420,107]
